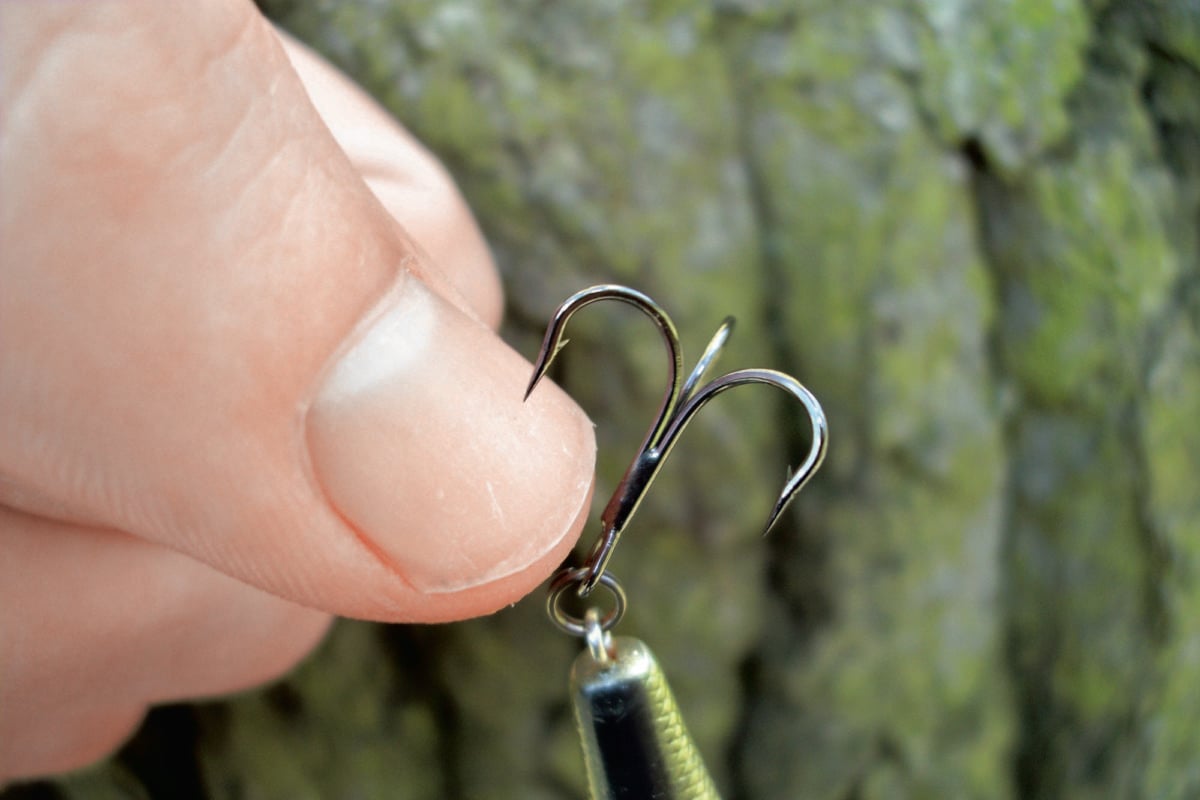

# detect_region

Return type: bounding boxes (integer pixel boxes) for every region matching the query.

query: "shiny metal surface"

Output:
[547,567,628,636]
[525,284,829,596]
[571,637,719,800]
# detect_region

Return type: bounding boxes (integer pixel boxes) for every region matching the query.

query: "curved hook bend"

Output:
[524,285,684,458]
[658,368,828,536]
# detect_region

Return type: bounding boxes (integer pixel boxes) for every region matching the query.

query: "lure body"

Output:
[571,636,719,800]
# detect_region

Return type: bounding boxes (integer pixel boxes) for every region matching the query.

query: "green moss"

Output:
[988,147,1175,407]
[55,763,150,800]
[198,622,444,800]
[1142,319,1200,797]
[721,3,1014,795]
[911,0,1090,171]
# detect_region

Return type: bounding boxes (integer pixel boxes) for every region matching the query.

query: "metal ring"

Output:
[546,568,626,637]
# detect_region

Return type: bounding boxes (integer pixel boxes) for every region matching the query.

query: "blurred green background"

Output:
[7,0,1200,797]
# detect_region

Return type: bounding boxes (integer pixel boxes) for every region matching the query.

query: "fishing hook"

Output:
[525,284,828,598]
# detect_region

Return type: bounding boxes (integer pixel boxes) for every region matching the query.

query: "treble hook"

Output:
[525,285,828,597]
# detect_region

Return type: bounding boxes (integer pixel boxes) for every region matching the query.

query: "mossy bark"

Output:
[7,1,1198,798]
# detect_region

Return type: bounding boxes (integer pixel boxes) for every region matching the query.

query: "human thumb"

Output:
[0,1,595,621]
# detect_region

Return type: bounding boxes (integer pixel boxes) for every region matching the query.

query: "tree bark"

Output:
[9,1,1199,798]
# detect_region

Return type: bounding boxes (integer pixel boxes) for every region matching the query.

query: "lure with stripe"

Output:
[571,636,719,800]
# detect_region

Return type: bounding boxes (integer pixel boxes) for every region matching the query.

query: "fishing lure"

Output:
[526,286,828,799]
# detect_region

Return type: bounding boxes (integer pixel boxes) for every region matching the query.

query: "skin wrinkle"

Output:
[276,33,502,328]
[191,69,318,247]
[275,33,447,191]
[201,0,260,85]
[221,136,309,248]
[187,32,315,196]
[1,426,123,536]
[186,84,266,186]
[160,9,262,181]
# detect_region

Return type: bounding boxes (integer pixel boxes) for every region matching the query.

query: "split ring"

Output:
[546,568,627,637]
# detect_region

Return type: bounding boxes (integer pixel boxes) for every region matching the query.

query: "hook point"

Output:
[524,338,570,402]
[522,373,541,402]
[761,501,786,537]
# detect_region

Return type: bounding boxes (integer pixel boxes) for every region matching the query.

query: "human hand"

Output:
[0,1,595,780]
